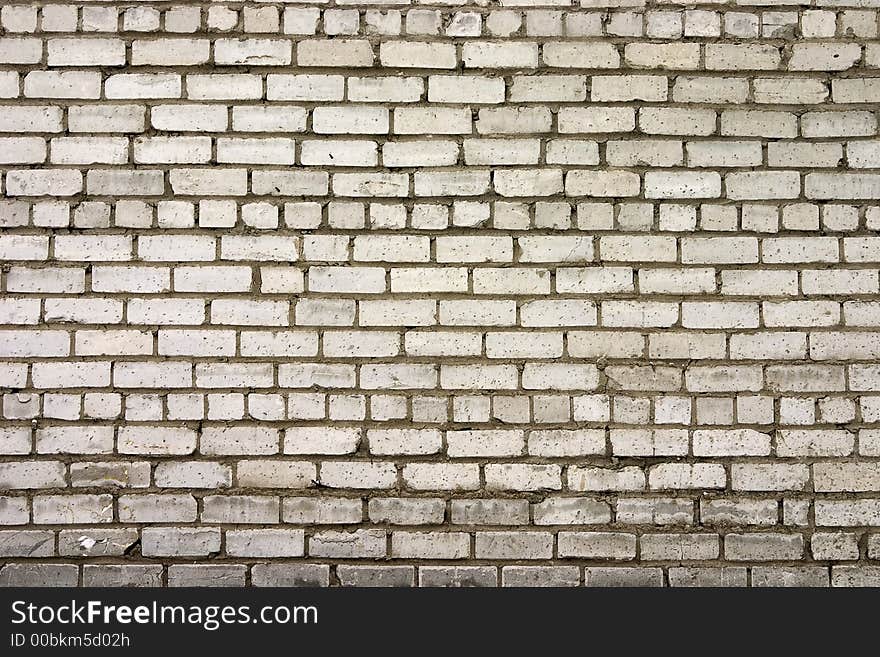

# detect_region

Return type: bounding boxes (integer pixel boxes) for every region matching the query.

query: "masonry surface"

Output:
[1,0,880,588]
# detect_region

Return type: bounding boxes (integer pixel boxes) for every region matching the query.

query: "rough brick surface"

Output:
[1,0,880,588]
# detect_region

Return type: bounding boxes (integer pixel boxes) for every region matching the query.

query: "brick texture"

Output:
[0,0,880,588]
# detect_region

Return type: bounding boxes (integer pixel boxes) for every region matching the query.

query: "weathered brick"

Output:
[2,0,879,588]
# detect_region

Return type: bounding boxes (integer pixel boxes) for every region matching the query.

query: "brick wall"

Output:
[1,0,879,588]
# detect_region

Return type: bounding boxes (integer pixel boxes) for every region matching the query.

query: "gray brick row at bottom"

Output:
[2,563,880,587]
